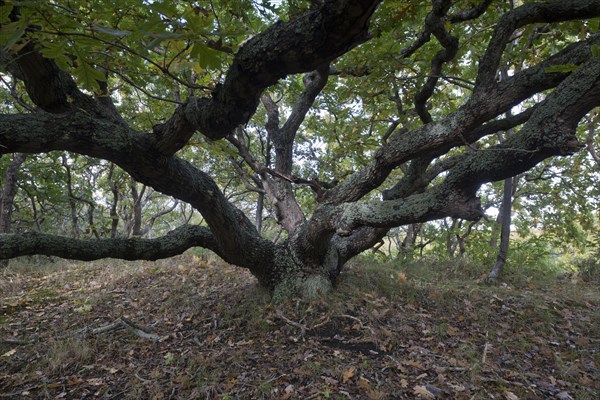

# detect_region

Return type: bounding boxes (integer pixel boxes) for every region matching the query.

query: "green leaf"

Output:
[147,32,185,40]
[72,47,106,93]
[544,63,578,74]
[591,45,600,58]
[92,25,131,37]
[0,24,26,52]
[77,62,105,92]
[39,42,72,71]
[190,43,223,70]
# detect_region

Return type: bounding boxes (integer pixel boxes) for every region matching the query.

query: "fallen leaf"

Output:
[504,391,519,400]
[74,304,92,313]
[446,325,460,336]
[1,348,16,357]
[425,384,444,396]
[46,383,62,389]
[448,383,466,392]
[342,366,356,383]
[555,391,574,400]
[322,376,338,385]
[579,374,592,385]
[282,384,295,400]
[413,385,435,399]
[571,337,589,346]
[67,377,83,386]
[358,377,371,390]
[404,359,424,369]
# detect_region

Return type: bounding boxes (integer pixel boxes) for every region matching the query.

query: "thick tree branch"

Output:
[281,66,330,143]
[336,186,483,233]
[451,56,600,192]
[2,44,87,113]
[475,0,600,91]
[320,34,600,204]
[414,0,458,123]
[0,112,275,274]
[382,157,434,201]
[0,225,221,261]
[251,68,329,233]
[297,54,600,262]
[152,0,380,155]
[448,0,494,23]
[382,107,537,200]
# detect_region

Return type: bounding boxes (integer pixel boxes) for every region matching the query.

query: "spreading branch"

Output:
[151,0,379,155]
[0,225,221,261]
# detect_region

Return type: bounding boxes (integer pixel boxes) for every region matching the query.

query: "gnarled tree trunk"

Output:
[1,0,600,298]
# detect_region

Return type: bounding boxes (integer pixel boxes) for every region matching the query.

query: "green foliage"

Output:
[570,255,600,283]
[2,0,271,103]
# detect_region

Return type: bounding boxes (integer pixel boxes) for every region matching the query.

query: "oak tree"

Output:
[1,0,599,297]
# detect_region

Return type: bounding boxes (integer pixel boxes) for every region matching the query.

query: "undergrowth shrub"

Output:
[571,255,600,283]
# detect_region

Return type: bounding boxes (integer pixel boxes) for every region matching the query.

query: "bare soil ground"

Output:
[1,255,598,399]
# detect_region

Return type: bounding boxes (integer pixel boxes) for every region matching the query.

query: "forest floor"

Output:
[1,254,598,399]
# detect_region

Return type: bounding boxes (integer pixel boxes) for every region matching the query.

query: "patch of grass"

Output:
[41,338,94,374]
[400,257,489,282]
[30,288,59,300]
[335,263,406,300]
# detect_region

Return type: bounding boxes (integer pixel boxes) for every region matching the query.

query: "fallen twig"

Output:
[119,316,160,341]
[1,337,37,345]
[0,317,160,344]
[276,310,307,339]
[482,331,491,364]
[340,313,377,336]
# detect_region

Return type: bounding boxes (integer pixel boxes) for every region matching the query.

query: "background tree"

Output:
[1,0,599,297]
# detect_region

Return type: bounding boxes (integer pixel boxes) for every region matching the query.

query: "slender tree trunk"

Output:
[488,214,501,250]
[255,138,270,234]
[445,218,458,258]
[488,176,513,281]
[586,119,600,166]
[129,178,145,237]
[396,223,419,261]
[255,191,264,233]
[61,154,80,238]
[0,153,26,267]
[107,163,120,238]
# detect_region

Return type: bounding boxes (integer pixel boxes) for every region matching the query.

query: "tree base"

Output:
[272,273,333,302]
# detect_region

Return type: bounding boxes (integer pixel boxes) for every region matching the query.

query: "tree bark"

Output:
[61,154,80,239]
[0,153,26,267]
[488,176,514,282]
[586,118,600,166]
[255,191,264,234]
[107,163,121,239]
[129,178,145,238]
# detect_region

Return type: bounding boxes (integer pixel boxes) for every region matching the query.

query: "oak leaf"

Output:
[413,385,435,399]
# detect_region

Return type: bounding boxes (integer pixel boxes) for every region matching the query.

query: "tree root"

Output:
[275,311,331,342]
